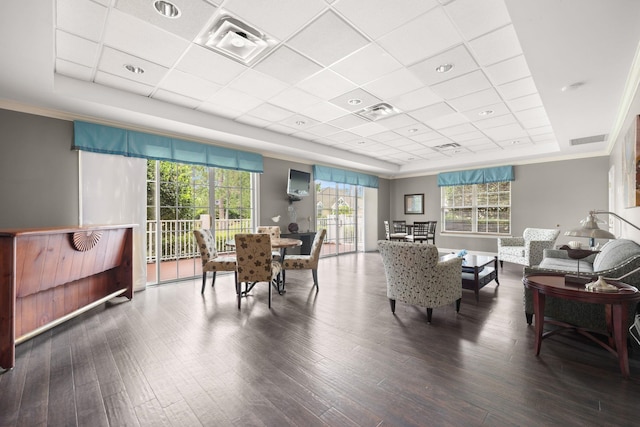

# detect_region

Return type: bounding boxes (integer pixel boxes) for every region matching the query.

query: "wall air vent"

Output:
[196,14,276,65]
[433,142,462,150]
[355,103,400,121]
[570,134,607,146]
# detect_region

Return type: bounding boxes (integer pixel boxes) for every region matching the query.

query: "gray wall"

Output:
[0,109,79,228]
[390,156,609,254]
[259,157,314,234]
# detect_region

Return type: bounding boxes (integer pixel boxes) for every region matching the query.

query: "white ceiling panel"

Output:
[301,102,349,122]
[176,45,247,86]
[409,102,456,122]
[56,59,93,81]
[331,43,403,86]
[409,44,479,86]
[56,31,100,67]
[296,69,357,100]
[287,11,369,66]
[268,87,322,112]
[377,7,462,66]
[153,89,201,109]
[94,71,154,96]
[498,76,538,100]
[430,70,492,100]
[254,46,323,85]
[245,103,294,122]
[363,69,424,100]
[507,93,543,112]
[484,55,531,86]
[468,24,523,67]
[159,69,221,101]
[444,0,511,40]
[446,88,502,113]
[56,0,108,42]
[329,88,381,112]
[389,86,443,112]
[206,87,263,112]
[98,47,169,85]
[227,69,289,100]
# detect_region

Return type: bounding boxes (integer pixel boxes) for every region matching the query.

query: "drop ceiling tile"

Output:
[388,86,442,112]
[531,133,555,142]
[269,87,322,111]
[280,114,320,130]
[56,59,93,81]
[394,124,432,137]
[430,70,492,100]
[103,10,190,68]
[305,123,342,137]
[498,77,538,100]
[377,7,462,66]
[462,102,511,122]
[363,68,424,100]
[484,55,530,86]
[206,87,264,112]
[516,108,550,129]
[301,102,348,122]
[507,93,543,112]
[376,114,419,130]
[329,88,381,111]
[458,136,494,146]
[349,122,388,137]
[424,112,469,129]
[56,30,100,67]
[98,47,169,85]
[153,89,202,109]
[369,131,404,142]
[56,0,107,42]
[227,69,288,100]
[409,44,478,86]
[438,123,478,137]
[449,131,488,143]
[468,25,522,67]
[94,71,154,96]
[176,45,247,86]
[296,69,357,100]
[327,131,360,142]
[482,123,527,141]
[115,0,217,40]
[444,0,511,40]
[409,131,443,143]
[159,69,221,101]
[254,46,323,85]
[331,43,403,86]
[447,88,501,112]
[475,114,517,130]
[246,103,294,121]
[287,11,369,66]
[409,102,456,122]
[528,126,554,136]
[334,0,438,40]
[292,131,319,141]
[266,123,297,135]
[224,0,327,40]
[328,114,370,129]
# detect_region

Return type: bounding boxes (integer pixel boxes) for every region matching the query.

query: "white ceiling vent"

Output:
[196,14,276,65]
[570,134,607,146]
[355,103,400,121]
[434,142,462,150]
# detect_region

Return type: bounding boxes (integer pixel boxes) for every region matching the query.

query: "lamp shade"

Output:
[564,212,615,240]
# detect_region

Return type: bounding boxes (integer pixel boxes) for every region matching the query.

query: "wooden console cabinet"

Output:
[281,231,316,255]
[0,224,135,370]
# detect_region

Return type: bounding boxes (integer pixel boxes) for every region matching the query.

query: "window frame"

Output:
[440,181,511,235]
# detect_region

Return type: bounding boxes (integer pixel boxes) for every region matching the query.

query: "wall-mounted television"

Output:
[287,169,311,200]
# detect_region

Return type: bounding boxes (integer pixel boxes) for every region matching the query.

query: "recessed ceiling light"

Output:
[154,1,181,18]
[357,141,366,145]
[408,157,416,160]
[408,128,419,133]
[348,98,362,106]
[511,140,520,145]
[124,64,144,74]
[435,63,453,73]
[479,110,494,116]
[295,120,306,126]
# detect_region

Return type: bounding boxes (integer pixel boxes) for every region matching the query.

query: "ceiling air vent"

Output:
[570,134,607,146]
[196,15,276,65]
[355,103,400,121]
[433,142,462,150]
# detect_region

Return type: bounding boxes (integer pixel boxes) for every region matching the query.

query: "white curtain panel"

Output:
[79,151,147,291]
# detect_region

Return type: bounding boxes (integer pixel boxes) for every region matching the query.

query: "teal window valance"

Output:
[312,165,379,188]
[437,166,514,187]
[73,121,263,173]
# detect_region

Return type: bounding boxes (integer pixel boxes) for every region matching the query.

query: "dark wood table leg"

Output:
[493,256,499,285]
[473,267,480,302]
[532,289,545,356]
[612,303,631,378]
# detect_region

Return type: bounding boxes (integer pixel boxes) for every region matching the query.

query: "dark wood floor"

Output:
[2,252,640,426]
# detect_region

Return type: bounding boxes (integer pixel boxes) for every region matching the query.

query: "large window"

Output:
[441,182,511,234]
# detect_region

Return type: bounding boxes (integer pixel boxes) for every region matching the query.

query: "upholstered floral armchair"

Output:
[497,228,560,268]
[377,240,463,323]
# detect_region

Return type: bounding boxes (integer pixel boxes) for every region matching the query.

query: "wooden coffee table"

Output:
[440,253,499,301]
[523,273,640,378]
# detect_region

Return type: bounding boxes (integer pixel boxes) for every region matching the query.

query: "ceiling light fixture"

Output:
[124,64,144,74]
[348,98,362,106]
[435,63,453,73]
[408,128,419,133]
[511,140,520,145]
[154,1,181,18]
[295,120,306,126]
[196,14,276,65]
[357,141,366,145]
[479,110,494,116]
[561,82,585,92]
[355,103,401,121]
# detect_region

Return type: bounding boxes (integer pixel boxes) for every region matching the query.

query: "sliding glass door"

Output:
[315,181,364,256]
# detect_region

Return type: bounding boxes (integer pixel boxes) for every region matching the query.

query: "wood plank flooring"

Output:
[2,252,640,426]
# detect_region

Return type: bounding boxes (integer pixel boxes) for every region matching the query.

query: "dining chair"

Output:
[392,220,407,234]
[384,220,407,241]
[406,221,429,243]
[426,221,437,244]
[281,229,327,290]
[257,225,282,259]
[193,229,237,294]
[234,233,282,309]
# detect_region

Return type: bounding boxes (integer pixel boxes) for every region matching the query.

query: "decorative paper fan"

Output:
[72,230,103,251]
